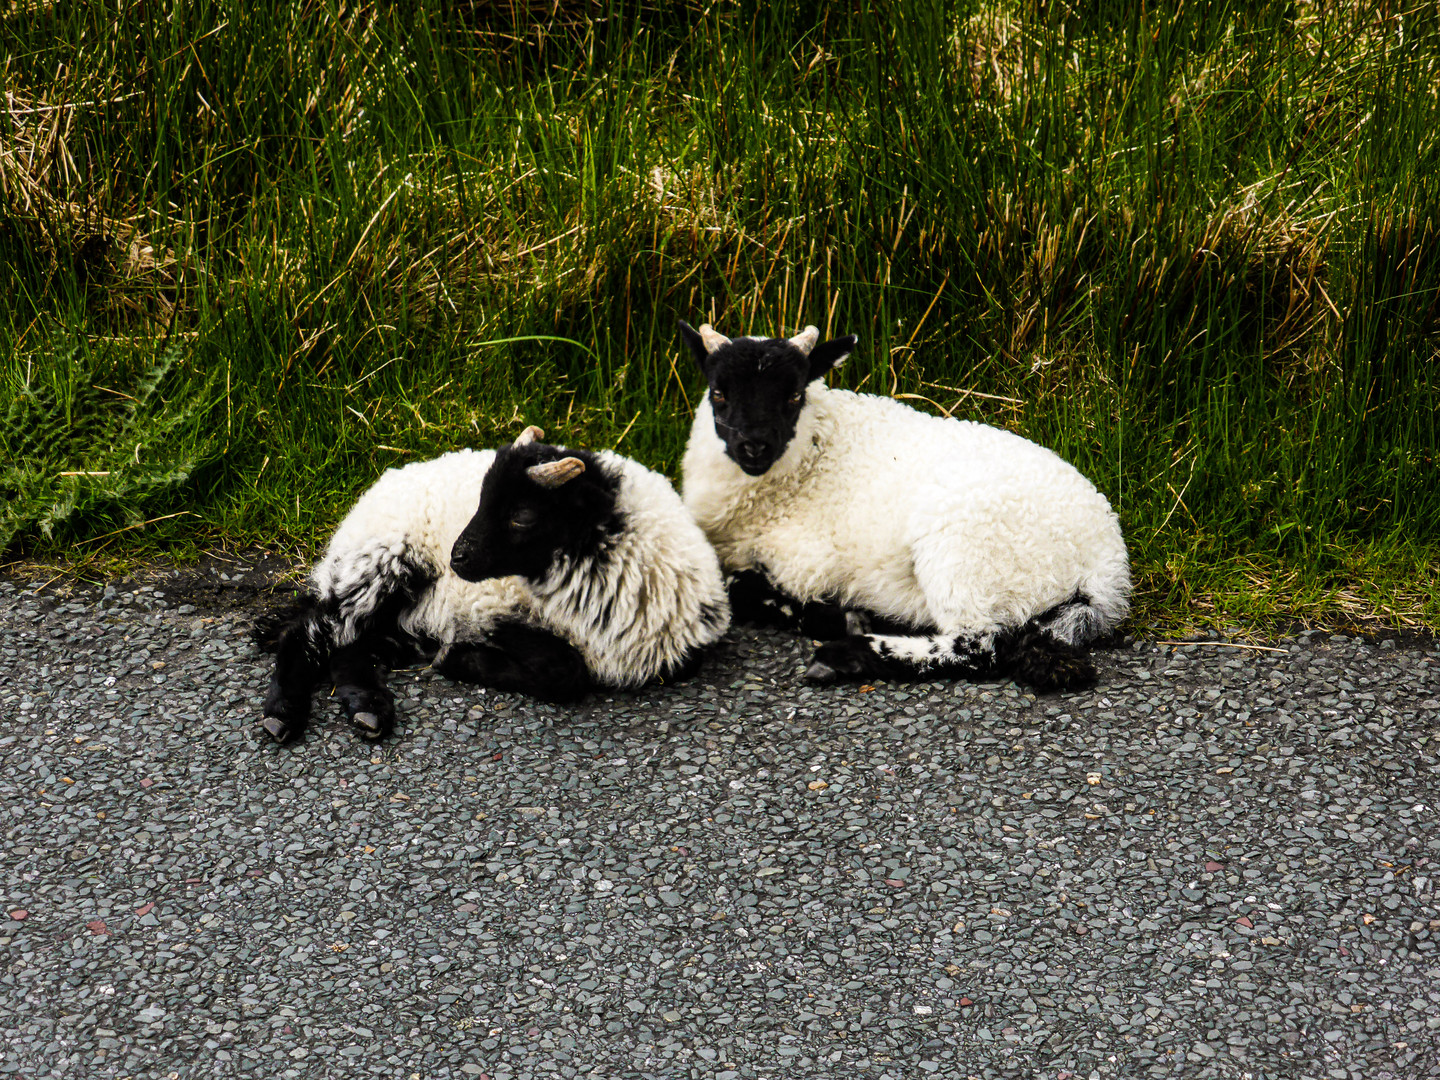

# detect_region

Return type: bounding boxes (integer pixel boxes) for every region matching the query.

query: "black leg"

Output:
[655,646,705,686]
[805,636,887,682]
[433,621,592,703]
[258,554,434,744]
[727,570,853,638]
[329,640,398,739]
[261,621,324,742]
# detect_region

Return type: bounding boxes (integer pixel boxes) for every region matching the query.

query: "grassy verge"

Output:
[2,0,1437,634]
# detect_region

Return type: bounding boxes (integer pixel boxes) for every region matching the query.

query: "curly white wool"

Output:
[313,447,728,688]
[683,382,1130,643]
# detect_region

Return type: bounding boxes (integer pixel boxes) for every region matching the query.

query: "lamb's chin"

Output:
[721,445,787,478]
[734,460,775,478]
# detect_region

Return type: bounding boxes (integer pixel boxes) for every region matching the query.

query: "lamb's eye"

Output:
[711,389,727,405]
[509,509,539,531]
[788,391,804,406]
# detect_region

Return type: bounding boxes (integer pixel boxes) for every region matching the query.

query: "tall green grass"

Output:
[2,0,1436,630]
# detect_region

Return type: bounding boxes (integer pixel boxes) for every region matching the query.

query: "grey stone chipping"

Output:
[1,562,1439,1079]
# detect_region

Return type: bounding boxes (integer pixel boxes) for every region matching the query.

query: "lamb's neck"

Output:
[532,525,644,624]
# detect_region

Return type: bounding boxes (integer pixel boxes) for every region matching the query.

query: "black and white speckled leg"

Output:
[805,619,1097,693]
[805,630,1003,684]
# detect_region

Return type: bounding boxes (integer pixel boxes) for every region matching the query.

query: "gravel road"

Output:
[3,561,1439,1080]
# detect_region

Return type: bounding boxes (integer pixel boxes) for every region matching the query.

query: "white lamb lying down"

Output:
[677,320,1130,691]
[257,426,730,741]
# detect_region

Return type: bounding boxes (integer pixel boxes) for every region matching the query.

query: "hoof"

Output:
[844,610,871,636]
[335,682,395,739]
[350,710,386,739]
[810,637,880,680]
[261,714,296,742]
[804,661,839,684]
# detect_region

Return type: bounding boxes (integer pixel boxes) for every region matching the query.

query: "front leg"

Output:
[804,631,1005,685]
[261,621,324,742]
[433,621,592,703]
[328,640,398,740]
[727,569,856,639]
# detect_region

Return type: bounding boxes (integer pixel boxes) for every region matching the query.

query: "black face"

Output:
[678,321,858,476]
[450,443,621,585]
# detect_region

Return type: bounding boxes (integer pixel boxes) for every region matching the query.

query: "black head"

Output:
[678,320,857,476]
[450,431,621,586]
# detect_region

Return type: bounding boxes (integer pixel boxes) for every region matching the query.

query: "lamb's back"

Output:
[686,385,1125,626]
[539,452,729,687]
[314,449,536,644]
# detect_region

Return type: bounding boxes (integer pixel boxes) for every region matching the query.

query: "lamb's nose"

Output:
[738,438,769,460]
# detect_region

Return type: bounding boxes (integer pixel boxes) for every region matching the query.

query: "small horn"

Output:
[527,456,585,488]
[513,425,544,447]
[788,325,819,356]
[698,323,732,353]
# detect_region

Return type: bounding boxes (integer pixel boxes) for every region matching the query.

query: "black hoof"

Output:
[351,710,387,739]
[809,637,879,681]
[261,713,298,743]
[335,684,396,740]
[804,661,839,684]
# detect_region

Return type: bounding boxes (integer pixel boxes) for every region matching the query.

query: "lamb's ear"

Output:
[807,334,858,380]
[679,321,714,371]
[528,457,586,489]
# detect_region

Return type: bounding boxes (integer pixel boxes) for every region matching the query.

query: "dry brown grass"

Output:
[0,88,196,329]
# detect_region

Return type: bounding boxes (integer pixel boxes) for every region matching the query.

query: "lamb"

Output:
[258,426,730,741]
[677,320,1130,691]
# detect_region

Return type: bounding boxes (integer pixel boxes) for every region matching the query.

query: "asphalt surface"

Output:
[2,560,1439,1080]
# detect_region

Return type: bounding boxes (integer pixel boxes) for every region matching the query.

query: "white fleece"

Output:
[312,447,729,687]
[312,448,537,647]
[682,383,1130,643]
[533,451,729,687]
